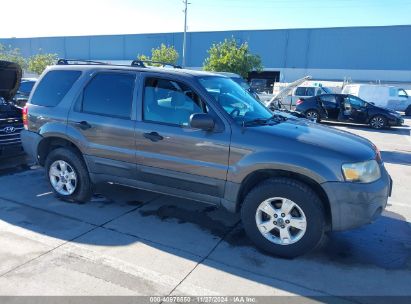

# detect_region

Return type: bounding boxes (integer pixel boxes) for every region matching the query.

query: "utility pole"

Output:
[182,0,188,68]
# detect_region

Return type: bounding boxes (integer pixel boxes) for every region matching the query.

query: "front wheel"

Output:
[45,147,93,203]
[241,178,325,258]
[405,106,411,116]
[369,115,387,129]
[305,110,320,122]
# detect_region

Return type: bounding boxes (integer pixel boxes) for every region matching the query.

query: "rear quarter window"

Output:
[30,70,81,106]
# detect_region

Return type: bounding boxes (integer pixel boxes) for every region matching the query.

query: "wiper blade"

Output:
[243,114,287,127]
[243,118,268,127]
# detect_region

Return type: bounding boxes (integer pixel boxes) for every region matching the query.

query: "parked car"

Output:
[267,76,333,110]
[296,93,404,129]
[0,61,24,157]
[342,84,411,115]
[21,60,391,258]
[250,78,269,93]
[13,78,37,108]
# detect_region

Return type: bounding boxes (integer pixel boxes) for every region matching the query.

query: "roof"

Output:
[214,72,242,78]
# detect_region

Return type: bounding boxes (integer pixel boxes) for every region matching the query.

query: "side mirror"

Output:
[189,113,215,131]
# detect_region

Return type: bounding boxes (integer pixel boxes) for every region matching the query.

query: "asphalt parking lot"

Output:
[0,118,410,302]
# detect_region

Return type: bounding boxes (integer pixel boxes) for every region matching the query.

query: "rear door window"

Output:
[320,95,337,107]
[81,73,135,118]
[30,70,81,106]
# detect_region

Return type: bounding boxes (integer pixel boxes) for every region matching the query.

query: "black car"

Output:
[0,61,24,157]
[296,93,404,129]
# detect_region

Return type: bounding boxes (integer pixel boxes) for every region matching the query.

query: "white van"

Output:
[342,84,411,115]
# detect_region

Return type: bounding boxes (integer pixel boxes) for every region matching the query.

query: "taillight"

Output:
[296,99,304,106]
[22,106,28,130]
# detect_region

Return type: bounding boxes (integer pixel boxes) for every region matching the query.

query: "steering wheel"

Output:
[229,108,241,118]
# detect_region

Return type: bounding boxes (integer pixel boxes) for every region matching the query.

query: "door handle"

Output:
[143,131,164,142]
[75,121,92,130]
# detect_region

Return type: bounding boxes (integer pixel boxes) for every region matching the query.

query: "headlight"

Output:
[342,160,381,183]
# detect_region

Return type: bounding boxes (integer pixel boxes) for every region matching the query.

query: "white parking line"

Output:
[36,191,53,197]
[387,200,411,208]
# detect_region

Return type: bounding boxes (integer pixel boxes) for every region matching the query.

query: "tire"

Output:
[241,177,325,258]
[305,110,320,122]
[45,147,93,203]
[405,106,411,116]
[369,115,387,129]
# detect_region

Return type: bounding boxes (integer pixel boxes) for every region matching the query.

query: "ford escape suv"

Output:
[21,60,392,258]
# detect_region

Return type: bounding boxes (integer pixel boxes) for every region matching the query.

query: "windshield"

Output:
[198,76,272,125]
[231,77,251,90]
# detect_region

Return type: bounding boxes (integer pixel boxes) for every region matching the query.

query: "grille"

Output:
[0,117,23,146]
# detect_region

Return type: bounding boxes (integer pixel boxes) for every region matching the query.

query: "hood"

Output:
[367,103,399,115]
[0,61,22,101]
[255,118,377,162]
[268,76,312,104]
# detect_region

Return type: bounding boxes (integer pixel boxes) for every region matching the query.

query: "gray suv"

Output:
[20,60,391,258]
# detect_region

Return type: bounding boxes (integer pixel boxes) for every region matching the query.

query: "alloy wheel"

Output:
[49,160,77,195]
[370,116,385,129]
[255,197,307,245]
[306,111,318,122]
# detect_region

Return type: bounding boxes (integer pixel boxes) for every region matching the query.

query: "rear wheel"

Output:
[241,178,325,258]
[305,110,320,122]
[369,115,387,129]
[45,148,93,203]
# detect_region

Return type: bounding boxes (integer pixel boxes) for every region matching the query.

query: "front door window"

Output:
[143,78,207,127]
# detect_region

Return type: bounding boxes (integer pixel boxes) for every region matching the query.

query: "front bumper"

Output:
[322,165,391,231]
[387,116,404,126]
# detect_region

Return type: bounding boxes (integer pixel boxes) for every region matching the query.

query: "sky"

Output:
[0,0,410,38]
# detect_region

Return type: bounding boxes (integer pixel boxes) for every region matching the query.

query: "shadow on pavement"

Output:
[381,150,411,166]
[0,168,411,298]
[0,154,31,176]
[321,121,411,136]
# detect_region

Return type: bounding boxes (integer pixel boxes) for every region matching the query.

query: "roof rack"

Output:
[57,59,109,65]
[131,60,182,69]
[56,58,183,69]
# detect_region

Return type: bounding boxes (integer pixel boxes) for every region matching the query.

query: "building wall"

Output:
[1,25,410,82]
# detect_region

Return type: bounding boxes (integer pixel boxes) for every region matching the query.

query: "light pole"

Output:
[182,0,189,68]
